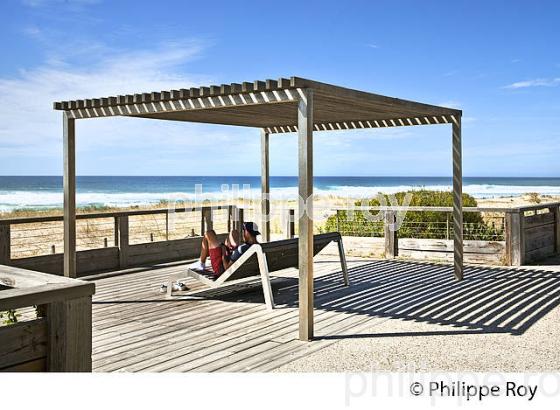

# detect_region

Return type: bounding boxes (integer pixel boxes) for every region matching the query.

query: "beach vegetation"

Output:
[526,192,541,204]
[325,190,504,240]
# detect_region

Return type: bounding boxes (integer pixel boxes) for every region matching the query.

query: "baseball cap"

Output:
[243,222,261,236]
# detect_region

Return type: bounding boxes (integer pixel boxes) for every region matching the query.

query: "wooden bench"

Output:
[166,232,349,310]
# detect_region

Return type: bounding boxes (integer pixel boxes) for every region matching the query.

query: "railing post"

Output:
[165,211,169,241]
[384,210,398,258]
[117,215,129,269]
[238,208,244,241]
[201,206,212,234]
[227,205,232,232]
[285,209,295,239]
[553,205,560,255]
[505,209,525,266]
[446,213,450,240]
[0,223,10,264]
[113,217,119,247]
[206,207,213,231]
[46,295,92,372]
[336,210,341,233]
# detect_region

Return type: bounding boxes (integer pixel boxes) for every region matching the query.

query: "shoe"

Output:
[172,282,188,291]
[188,260,206,271]
[159,284,167,293]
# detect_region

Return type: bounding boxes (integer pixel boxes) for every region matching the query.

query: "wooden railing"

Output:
[0,202,558,275]
[316,203,560,265]
[0,264,95,371]
[0,205,243,276]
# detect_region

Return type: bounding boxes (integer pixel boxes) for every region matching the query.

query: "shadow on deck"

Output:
[90,257,560,372]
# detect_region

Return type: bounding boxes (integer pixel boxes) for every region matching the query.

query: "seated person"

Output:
[189,222,260,277]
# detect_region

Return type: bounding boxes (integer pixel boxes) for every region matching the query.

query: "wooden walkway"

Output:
[88,255,560,372]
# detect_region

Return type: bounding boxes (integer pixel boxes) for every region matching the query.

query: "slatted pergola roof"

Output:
[54,76,461,132]
[54,76,464,342]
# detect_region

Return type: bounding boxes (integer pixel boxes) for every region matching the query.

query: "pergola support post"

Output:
[298,89,314,341]
[261,130,270,242]
[452,115,464,280]
[63,112,76,278]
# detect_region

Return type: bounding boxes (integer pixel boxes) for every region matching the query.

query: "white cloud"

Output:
[0,40,227,161]
[503,78,560,89]
[366,43,380,49]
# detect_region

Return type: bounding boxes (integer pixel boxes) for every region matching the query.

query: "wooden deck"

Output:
[88,254,560,372]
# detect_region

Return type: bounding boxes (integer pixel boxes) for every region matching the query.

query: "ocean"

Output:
[0,176,559,212]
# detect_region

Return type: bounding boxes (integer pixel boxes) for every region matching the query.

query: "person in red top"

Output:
[188,222,260,277]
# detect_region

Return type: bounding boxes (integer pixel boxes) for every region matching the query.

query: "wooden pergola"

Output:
[53,76,463,341]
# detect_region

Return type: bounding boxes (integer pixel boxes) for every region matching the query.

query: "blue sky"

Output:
[0,0,559,177]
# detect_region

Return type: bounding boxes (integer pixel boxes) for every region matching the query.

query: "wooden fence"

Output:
[322,203,560,265]
[0,206,242,277]
[0,202,558,276]
[0,264,95,371]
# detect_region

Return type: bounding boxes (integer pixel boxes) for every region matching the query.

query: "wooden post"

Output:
[505,210,525,266]
[0,224,10,264]
[451,115,464,280]
[554,205,560,254]
[238,208,244,241]
[261,130,271,242]
[336,210,341,233]
[446,213,450,240]
[285,209,295,239]
[298,88,314,341]
[63,112,76,278]
[165,211,169,241]
[201,207,213,233]
[47,296,92,372]
[113,217,119,247]
[118,215,129,269]
[384,210,398,258]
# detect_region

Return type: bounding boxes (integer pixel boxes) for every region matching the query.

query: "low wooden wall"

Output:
[523,208,558,263]
[0,318,48,371]
[0,206,237,277]
[319,236,506,265]
[0,264,95,372]
[398,238,505,265]
[505,204,560,265]
[7,234,228,277]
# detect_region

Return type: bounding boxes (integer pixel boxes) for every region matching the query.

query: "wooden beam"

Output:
[451,115,463,280]
[264,115,454,134]
[63,112,76,278]
[298,88,314,341]
[261,130,270,242]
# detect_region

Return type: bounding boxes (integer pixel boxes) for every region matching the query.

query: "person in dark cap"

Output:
[188,222,260,277]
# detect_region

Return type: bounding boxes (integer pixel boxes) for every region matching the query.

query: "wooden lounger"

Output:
[166,232,349,310]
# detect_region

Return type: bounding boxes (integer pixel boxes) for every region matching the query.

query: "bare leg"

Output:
[226,229,240,249]
[199,229,221,263]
